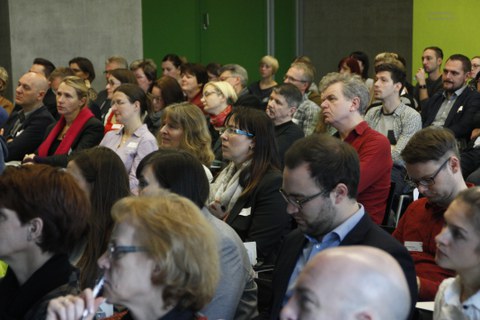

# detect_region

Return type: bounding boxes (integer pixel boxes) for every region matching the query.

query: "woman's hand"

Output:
[208,200,227,219]
[46,289,104,320]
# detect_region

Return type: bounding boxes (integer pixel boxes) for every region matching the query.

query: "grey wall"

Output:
[3,0,143,99]
[301,0,413,84]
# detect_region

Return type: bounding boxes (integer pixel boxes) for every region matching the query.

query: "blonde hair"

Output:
[204,81,238,104]
[260,55,279,74]
[61,76,96,103]
[160,102,214,166]
[112,193,219,311]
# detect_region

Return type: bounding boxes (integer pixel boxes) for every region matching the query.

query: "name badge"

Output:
[127,142,138,148]
[112,123,123,130]
[404,241,423,252]
[239,207,252,216]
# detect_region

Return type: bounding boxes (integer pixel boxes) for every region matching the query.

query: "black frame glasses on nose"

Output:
[279,188,329,209]
[107,243,147,261]
[407,157,450,187]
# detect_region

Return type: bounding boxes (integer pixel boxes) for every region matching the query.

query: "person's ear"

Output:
[27,217,43,242]
[288,106,297,117]
[350,96,361,112]
[332,183,349,204]
[449,156,461,174]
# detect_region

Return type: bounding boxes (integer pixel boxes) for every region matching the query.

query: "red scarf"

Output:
[37,107,94,157]
[210,105,232,128]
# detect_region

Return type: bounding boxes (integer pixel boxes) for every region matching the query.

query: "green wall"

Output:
[142,0,296,83]
[413,0,479,81]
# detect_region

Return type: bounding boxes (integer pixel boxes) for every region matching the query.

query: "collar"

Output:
[305,204,365,244]
[443,85,468,99]
[275,120,294,129]
[443,276,480,309]
[381,102,407,116]
[114,124,147,138]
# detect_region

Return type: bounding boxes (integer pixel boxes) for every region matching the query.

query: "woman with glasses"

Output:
[0,165,89,319]
[145,76,184,136]
[46,193,219,320]
[433,187,480,319]
[158,102,214,181]
[99,84,158,194]
[208,107,290,266]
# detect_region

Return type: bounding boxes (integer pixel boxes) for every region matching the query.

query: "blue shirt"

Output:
[283,204,365,305]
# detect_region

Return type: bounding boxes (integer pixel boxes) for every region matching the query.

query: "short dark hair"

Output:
[136,149,209,208]
[285,134,360,198]
[375,63,406,87]
[272,83,303,108]
[447,54,472,74]
[350,51,370,80]
[109,68,137,85]
[69,57,96,82]
[401,127,459,164]
[33,57,56,78]
[153,76,185,107]
[131,59,158,88]
[162,54,184,68]
[181,63,208,88]
[424,46,444,60]
[0,165,89,253]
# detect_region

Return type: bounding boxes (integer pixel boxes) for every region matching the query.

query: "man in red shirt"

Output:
[319,72,392,224]
[394,127,464,301]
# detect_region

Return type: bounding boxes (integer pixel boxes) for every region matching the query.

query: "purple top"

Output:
[100,124,158,194]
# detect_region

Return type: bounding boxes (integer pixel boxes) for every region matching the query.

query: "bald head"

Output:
[15,72,49,111]
[281,246,410,320]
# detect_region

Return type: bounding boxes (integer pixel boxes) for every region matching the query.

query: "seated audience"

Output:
[281,246,411,320]
[394,127,462,301]
[145,75,185,136]
[102,69,138,132]
[219,64,262,109]
[46,193,219,320]
[100,84,158,194]
[46,67,75,119]
[338,56,362,76]
[0,66,13,115]
[434,187,480,319]
[413,47,444,110]
[130,58,157,93]
[23,76,104,167]
[0,165,89,319]
[137,149,258,319]
[69,57,96,92]
[180,63,208,112]
[29,58,57,116]
[266,84,304,167]
[2,71,55,161]
[201,81,237,164]
[284,62,320,136]
[421,54,480,148]
[365,63,422,195]
[161,53,184,84]
[67,147,131,289]
[208,107,290,266]
[319,72,392,224]
[158,102,214,181]
[261,134,417,319]
[94,56,129,111]
[248,55,279,108]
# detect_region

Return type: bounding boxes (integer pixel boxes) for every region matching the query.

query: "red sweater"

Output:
[393,198,455,301]
[344,121,392,224]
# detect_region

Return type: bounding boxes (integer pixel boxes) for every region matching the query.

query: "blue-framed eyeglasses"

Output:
[279,188,329,209]
[106,242,147,261]
[221,126,254,138]
[407,157,450,187]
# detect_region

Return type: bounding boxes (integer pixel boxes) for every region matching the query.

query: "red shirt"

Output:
[343,121,392,224]
[189,91,206,114]
[393,198,456,301]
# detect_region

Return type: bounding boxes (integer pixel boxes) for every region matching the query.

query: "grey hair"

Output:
[319,72,369,114]
[219,64,248,88]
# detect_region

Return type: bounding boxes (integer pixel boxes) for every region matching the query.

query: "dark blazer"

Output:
[2,105,55,161]
[264,213,418,319]
[421,86,480,143]
[225,169,290,266]
[36,117,104,167]
[274,121,304,168]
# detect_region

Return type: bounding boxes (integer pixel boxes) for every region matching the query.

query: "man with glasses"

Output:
[393,127,465,301]
[259,134,417,319]
[218,64,261,109]
[283,62,321,136]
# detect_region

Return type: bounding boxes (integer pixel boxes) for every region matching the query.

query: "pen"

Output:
[80,276,105,320]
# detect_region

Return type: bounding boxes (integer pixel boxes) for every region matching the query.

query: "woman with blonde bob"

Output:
[46,193,219,320]
[201,81,237,130]
[158,102,214,179]
[248,55,279,107]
